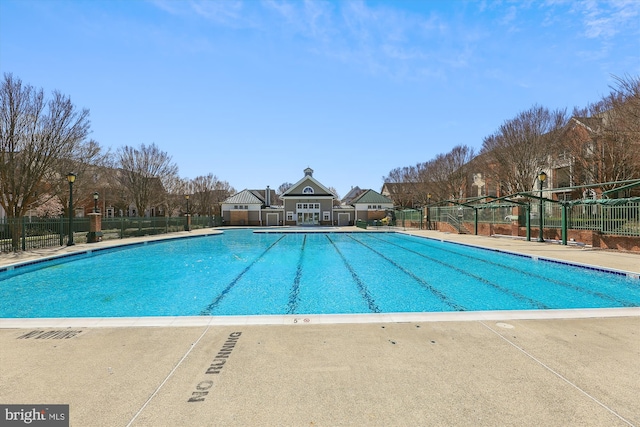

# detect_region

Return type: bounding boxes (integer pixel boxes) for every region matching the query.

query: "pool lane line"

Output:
[342,234,465,312]
[286,235,307,314]
[325,235,380,314]
[387,233,638,308]
[199,235,286,315]
[362,234,549,310]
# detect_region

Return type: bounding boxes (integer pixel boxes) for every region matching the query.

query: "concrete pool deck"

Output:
[1,227,639,426]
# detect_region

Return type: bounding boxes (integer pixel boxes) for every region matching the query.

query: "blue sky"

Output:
[1,0,639,199]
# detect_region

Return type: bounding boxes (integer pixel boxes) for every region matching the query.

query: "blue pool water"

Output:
[0,229,638,318]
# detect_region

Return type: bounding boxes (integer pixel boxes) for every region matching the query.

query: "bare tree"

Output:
[55,139,110,216]
[600,74,640,188]
[116,143,178,217]
[0,73,92,248]
[481,105,568,195]
[212,179,234,214]
[383,146,475,207]
[423,145,476,201]
[327,186,341,206]
[189,174,234,216]
[277,182,293,196]
[415,161,439,202]
[327,186,340,199]
[161,175,190,217]
[560,75,640,193]
[190,175,213,215]
[610,74,640,126]
[382,166,420,207]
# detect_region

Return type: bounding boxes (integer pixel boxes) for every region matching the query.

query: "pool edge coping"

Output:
[1,307,639,328]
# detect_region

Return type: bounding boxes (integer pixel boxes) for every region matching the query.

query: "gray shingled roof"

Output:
[351,189,393,205]
[223,189,263,204]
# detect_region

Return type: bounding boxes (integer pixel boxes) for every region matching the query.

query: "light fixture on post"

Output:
[66,172,76,246]
[93,192,99,213]
[537,171,547,243]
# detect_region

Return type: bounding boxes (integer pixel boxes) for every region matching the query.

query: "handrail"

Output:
[445,213,463,233]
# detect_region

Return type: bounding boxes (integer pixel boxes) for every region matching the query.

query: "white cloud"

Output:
[500,5,518,26]
[190,0,244,22]
[149,0,474,80]
[150,0,258,29]
[578,0,640,39]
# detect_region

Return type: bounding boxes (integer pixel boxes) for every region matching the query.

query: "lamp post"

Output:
[67,172,76,246]
[537,171,547,243]
[93,192,99,213]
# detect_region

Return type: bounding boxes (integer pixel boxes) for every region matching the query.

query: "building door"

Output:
[266,213,279,226]
[296,203,320,225]
[338,213,350,226]
[297,212,318,225]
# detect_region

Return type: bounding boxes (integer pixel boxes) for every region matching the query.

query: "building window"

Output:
[323,211,330,221]
[303,186,314,194]
[296,203,320,214]
[287,211,294,221]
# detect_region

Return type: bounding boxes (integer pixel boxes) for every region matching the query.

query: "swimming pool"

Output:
[0,229,639,318]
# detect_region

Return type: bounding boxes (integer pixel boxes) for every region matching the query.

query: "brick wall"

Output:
[229,210,249,226]
[432,221,640,252]
[594,234,640,251]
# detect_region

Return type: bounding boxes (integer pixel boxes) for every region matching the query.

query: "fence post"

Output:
[561,203,568,245]
[120,217,125,239]
[525,203,531,241]
[21,216,26,251]
[473,208,478,235]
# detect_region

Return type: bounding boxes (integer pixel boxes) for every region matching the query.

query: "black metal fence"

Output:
[412,201,640,237]
[0,215,222,253]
